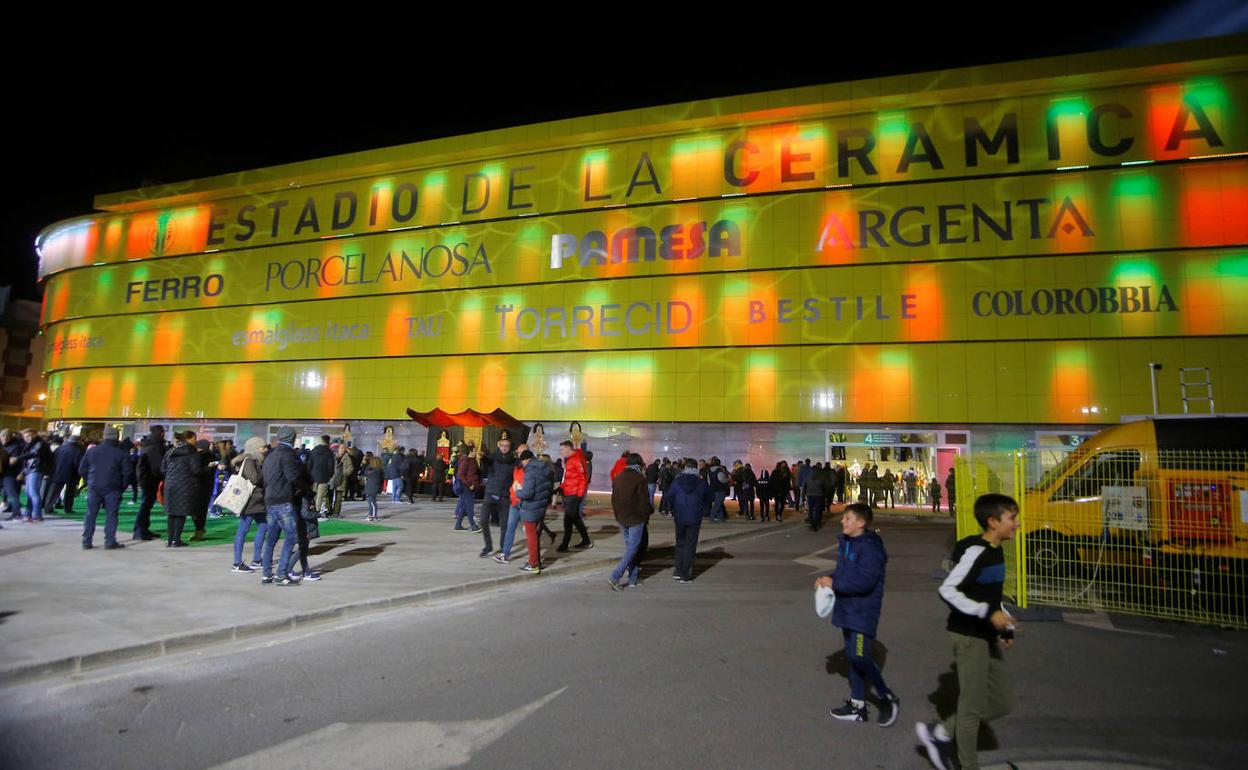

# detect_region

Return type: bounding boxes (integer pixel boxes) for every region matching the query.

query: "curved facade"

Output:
[34,36,1248,471]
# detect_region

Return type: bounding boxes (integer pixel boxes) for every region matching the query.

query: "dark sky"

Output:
[6,4,1246,304]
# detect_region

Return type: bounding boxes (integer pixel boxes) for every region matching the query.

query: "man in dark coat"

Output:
[78,426,135,550]
[133,425,168,540]
[608,453,653,590]
[47,434,86,516]
[667,459,711,582]
[261,426,311,585]
[479,434,516,558]
[306,435,335,515]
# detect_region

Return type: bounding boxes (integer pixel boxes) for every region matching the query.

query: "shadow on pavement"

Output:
[826,640,891,706]
[316,542,397,573]
[924,663,1001,750]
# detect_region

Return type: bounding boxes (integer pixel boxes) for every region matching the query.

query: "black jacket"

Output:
[136,434,168,487]
[482,449,516,497]
[161,444,203,518]
[78,439,134,494]
[15,437,52,475]
[53,438,86,485]
[262,443,309,505]
[306,444,335,484]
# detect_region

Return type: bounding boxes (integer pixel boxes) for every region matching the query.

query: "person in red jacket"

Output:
[556,440,594,552]
[609,451,629,482]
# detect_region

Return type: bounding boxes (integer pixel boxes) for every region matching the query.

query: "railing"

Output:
[954,449,1248,629]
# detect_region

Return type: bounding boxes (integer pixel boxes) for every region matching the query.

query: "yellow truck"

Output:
[1024,417,1248,596]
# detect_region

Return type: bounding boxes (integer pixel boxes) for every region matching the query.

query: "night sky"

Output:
[6,5,1246,305]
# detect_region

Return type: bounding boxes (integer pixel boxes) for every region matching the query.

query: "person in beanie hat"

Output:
[515,449,555,574]
[261,426,311,585]
[78,426,134,550]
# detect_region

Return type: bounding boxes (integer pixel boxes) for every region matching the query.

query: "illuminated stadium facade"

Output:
[34,36,1248,482]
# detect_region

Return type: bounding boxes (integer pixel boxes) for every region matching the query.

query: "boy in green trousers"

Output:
[917,493,1021,770]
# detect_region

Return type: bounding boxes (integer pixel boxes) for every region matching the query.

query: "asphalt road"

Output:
[1,521,1244,770]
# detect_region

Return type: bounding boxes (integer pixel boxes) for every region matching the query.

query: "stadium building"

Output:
[34,35,1248,487]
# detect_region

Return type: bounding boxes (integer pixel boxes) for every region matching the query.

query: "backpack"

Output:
[715,467,729,485]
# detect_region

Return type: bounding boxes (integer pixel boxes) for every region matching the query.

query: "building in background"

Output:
[33,35,1248,489]
[0,285,47,430]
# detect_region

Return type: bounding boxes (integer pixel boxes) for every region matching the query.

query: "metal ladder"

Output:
[1179,367,1215,414]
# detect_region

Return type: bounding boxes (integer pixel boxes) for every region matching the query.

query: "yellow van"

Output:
[1024,417,1248,579]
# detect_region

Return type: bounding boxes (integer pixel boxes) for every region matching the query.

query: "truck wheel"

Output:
[1028,531,1075,578]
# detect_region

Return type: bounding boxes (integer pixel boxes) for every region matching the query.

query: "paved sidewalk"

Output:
[0,494,802,683]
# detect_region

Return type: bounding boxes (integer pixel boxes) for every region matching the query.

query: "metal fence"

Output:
[953,448,1248,629]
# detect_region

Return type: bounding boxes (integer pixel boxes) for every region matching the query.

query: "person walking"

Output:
[929,477,942,514]
[668,459,711,582]
[736,462,757,521]
[260,427,312,585]
[479,433,517,558]
[756,469,772,522]
[822,503,900,725]
[945,468,957,516]
[514,450,554,574]
[78,426,134,550]
[608,453,652,590]
[555,440,593,552]
[229,437,268,572]
[160,432,203,547]
[916,494,1021,770]
[133,426,167,540]
[46,432,85,516]
[453,447,481,532]
[0,428,22,519]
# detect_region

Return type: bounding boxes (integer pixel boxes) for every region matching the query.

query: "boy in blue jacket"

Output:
[816,502,900,726]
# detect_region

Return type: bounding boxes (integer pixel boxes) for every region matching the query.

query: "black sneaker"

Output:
[274,576,299,586]
[555,545,569,553]
[479,547,492,558]
[231,563,254,573]
[607,578,623,592]
[878,693,900,727]
[260,575,274,585]
[104,542,125,550]
[574,542,593,550]
[829,700,868,722]
[249,560,263,570]
[915,721,955,770]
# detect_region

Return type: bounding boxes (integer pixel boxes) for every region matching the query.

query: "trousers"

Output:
[558,494,591,548]
[942,633,1014,770]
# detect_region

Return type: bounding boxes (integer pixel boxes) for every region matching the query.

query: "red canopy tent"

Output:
[405,407,525,429]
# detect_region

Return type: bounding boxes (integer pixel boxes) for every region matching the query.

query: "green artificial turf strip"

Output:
[48,499,396,546]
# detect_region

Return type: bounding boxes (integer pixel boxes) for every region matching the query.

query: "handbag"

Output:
[306,518,320,540]
[213,459,256,514]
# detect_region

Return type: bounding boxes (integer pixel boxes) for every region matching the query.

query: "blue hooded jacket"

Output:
[830,530,888,637]
[668,469,712,525]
